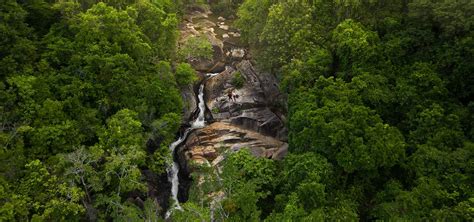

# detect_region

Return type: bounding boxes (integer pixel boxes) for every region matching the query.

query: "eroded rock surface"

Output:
[179,122,288,171]
[205,60,287,140]
[175,8,288,206]
[177,59,288,179]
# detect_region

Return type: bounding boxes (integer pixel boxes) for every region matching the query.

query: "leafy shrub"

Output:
[177,35,213,62]
[232,71,244,89]
[175,63,198,87]
[210,0,244,17]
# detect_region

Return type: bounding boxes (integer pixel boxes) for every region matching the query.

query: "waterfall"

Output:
[191,84,206,128]
[165,82,208,218]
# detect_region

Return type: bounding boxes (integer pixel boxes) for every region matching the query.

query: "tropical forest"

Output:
[0,0,472,221]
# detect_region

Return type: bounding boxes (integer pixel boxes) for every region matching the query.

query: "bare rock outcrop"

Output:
[173,9,288,209]
[179,122,287,172]
[204,60,287,140]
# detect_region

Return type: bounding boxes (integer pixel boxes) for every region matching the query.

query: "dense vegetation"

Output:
[178,0,473,221]
[0,0,198,220]
[1,0,473,221]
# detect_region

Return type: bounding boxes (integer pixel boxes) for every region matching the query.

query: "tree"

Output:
[258,1,318,70]
[3,160,85,221]
[331,19,378,79]
[289,77,405,173]
[175,63,198,87]
[219,150,277,221]
[133,0,178,61]
[0,0,36,78]
[235,0,275,46]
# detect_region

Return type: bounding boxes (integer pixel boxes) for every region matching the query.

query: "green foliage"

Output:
[231,71,244,89]
[332,19,378,79]
[0,0,184,220]
[172,202,211,221]
[177,35,213,62]
[1,160,84,221]
[235,0,275,46]
[232,0,473,220]
[210,0,243,17]
[289,77,405,173]
[0,0,36,77]
[133,0,178,61]
[148,112,181,174]
[217,149,276,221]
[258,1,317,70]
[175,62,198,87]
[279,153,332,209]
[1,0,473,220]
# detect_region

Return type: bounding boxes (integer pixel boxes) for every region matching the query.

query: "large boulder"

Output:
[178,122,287,172]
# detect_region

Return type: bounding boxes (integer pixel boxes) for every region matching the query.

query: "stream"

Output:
[165,80,210,218]
[163,8,283,219]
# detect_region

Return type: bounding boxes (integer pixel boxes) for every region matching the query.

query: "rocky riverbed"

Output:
[172,7,288,211]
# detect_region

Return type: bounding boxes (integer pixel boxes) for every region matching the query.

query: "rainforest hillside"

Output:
[1,0,473,221]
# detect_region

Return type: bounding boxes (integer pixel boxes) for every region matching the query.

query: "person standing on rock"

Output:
[227,89,235,102]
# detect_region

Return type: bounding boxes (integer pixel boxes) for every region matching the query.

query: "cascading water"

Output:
[191,84,206,128]
[165,83,208,218]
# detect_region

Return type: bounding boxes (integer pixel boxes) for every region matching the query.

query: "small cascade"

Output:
[191,84,206,128]
[166,78,216,218]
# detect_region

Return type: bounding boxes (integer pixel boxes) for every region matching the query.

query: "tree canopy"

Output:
[0,0,193,220]
[1,0,472,221]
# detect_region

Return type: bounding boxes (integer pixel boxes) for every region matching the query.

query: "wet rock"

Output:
[218,16,226,21]
[188,7,211,20]
[196,20,216,29]
[142,169,171,216]
[181,84,197,122]
[211,155,225,167]
[186,146,218,161]
[191,156,210,166]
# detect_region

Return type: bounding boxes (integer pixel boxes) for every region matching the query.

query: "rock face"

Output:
[178,122,288,171]
[180,84,197,122]
[204,60,287,140]
[176,59,288,184]
[173,8,288,211]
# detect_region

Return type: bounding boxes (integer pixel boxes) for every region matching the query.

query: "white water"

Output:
[206,66,230,78]
[165,83,207,218]
[191,84,206,128]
